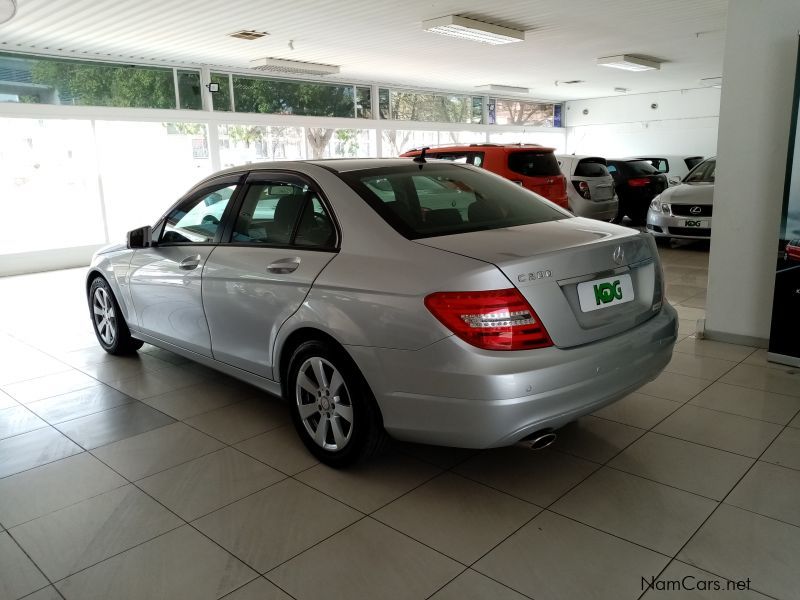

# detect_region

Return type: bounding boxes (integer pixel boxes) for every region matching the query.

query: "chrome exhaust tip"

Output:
[526,431,557,450]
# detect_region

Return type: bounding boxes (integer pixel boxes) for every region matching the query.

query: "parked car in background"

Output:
[607,159,670,224]
[556,155,618,221]
[401,144,569,209]
[628,155,704,186]
[646,157,716,242]
[87,159,676,467]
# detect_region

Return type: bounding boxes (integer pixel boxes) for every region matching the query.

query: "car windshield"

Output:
[339,164,567,239]
[684,159,716,183]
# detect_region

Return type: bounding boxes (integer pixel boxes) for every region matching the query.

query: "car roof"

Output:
[404,144,556,154]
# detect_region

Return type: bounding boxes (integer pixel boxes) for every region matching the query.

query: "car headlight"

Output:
[660,203,671,213]
[649,196,661,211]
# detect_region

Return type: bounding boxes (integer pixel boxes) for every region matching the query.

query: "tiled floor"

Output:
[0,241,798,600]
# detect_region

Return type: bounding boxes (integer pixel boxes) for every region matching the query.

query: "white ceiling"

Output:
[0,0,728,101]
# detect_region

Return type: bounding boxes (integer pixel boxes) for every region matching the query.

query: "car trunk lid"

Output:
[415,218,663,348]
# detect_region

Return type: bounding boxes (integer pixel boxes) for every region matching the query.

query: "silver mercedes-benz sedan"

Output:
[86,158,677,466]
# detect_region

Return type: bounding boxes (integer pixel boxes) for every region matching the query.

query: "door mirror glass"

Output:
[127,225,152,249]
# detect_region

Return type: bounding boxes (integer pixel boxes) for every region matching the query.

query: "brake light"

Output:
[572,180,591,199]
[424,288,552,350]
[628,177,650,187]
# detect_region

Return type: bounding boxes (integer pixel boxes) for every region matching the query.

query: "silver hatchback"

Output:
[87,159,677,466]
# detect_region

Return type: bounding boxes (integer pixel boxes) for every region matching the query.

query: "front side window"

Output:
[160,185,236,244]
[340,164,566,239]
[231,180,335,248]
[684,160,716,183]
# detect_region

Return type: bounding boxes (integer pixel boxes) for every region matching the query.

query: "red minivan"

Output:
[400,144,569,209]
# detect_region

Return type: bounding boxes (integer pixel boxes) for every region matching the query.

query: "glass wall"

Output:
[218,125,377,166]
[0,53,201,109]
[94,122,212,240]
[381,130,486,157]
[0,118,106,254]
[379,88,483,124]
[231,76,360,118]
[488,130,567,153]
[489,98,560,127]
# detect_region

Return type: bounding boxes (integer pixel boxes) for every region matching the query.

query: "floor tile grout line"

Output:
[632,398,800,600]
[4,528,66,598]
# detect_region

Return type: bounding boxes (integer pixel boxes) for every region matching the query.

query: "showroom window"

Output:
[0,52,202,110]
[488,98,561,127]
[230,75,363,118]
[381,130,487,157]
[378,88,484,124]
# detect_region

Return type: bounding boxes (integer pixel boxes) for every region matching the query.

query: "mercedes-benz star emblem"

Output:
[689,206,702,215]
[613,245,625,266]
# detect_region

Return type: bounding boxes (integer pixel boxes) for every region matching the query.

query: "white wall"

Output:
[565,88,721,157]
[704,0,800,345]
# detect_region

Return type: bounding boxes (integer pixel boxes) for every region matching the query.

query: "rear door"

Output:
[201,172,338,379]
[573,158,615,201]
[506,149,564,201]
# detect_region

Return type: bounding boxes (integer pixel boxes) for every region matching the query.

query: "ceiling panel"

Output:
[0,0,728,100]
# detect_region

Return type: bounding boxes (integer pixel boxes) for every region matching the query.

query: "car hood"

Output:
[660,183,714,205]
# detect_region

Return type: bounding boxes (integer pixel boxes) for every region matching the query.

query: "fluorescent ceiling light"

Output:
[251,57,340,76]
[0,0,17,24]
[475,84,529,94]
[422,15,525,45]
[700,77,722,88]
[597,55,661,72]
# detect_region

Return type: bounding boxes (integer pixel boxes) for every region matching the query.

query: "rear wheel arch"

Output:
[278,328,353,397]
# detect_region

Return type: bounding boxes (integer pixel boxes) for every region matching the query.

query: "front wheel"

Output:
[88,277,143,355]
[287,340,387,467]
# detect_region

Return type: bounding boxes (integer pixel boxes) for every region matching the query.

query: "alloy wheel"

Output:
[92,287,117,346]
[295,356,353,451]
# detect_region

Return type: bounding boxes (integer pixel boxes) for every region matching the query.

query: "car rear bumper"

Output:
[646,211,712,239]
[570,194,618,221]
[347,303,677,448]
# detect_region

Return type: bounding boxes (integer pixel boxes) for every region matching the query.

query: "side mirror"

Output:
[127,225,152,249]
[668,176,682,186]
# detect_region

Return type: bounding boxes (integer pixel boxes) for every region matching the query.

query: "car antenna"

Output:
[413,146,429,167]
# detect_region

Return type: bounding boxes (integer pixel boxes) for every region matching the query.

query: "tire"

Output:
[88,277,144,355]
[287,339,388,468]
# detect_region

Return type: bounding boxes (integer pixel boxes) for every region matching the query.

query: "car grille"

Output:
[671,204,712,217]
[669,227,711,237]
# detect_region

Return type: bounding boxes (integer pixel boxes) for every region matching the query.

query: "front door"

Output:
[202,172,338,378]
[128,178,240,356]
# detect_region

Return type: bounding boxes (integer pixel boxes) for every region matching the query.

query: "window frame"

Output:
[218,170,341,252]
[152,173,246,247]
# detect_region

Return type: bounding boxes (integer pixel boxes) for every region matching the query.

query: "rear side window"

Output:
[623,161,660,176]
[507,151,561,177]
[339,164,566,240]
[574,159,609,178]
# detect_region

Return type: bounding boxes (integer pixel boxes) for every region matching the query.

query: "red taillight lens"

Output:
[424,288,552,351]
[572,180,591,199]
[628,177,650,187]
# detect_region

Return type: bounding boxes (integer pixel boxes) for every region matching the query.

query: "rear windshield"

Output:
[617,160,660,176]
[507,151,562,177]
[574,159,609,178]
[338,164,567,240]
[684,159,716,183]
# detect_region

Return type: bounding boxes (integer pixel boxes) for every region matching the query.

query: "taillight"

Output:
[572,180,591,199]
[424,288,552,351]
[628,177,650,187]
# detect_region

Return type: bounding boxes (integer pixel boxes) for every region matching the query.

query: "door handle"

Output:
[179,255,201,270]
[267,258,301,274]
